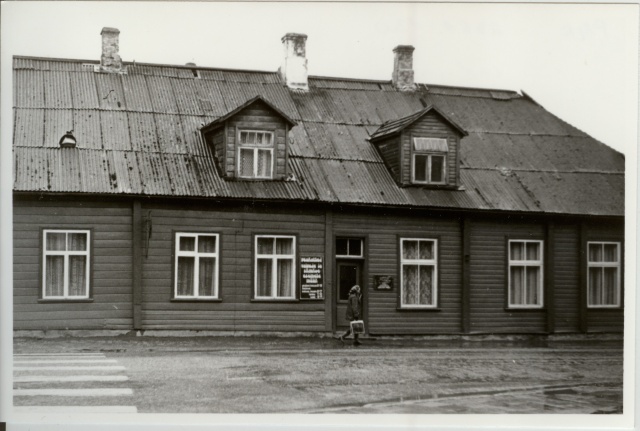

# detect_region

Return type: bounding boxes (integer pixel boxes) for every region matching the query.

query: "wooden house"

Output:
[12,29,624,335]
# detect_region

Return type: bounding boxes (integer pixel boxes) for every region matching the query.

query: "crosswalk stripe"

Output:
[14,366,125,371]
[13,406,138,413]
[14,388,133,397]
[14,375,129,383]
[15,359,118,364]
[14,353,106,357]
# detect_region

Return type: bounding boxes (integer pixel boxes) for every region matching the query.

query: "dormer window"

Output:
[412,138,447,185]
[200,96,297,181]
[238,130,275,179]
[369,106,467,189]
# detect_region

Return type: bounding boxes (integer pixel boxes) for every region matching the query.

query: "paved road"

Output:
[13,352,137,414]
[12,336,624,414]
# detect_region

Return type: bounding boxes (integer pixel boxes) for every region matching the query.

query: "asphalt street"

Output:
[12,335,623,414]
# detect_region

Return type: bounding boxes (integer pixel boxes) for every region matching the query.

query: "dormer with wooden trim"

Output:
[200,96,297,181]
[369,106,467,188]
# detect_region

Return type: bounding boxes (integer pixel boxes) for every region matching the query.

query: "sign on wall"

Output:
[300,256,323,300]
[374,275,394,290]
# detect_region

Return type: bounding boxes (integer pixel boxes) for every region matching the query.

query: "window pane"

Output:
[257,238,274,255]
[526,243,540,261]
[603,244,618,262]
[263,133,272,146]
[46,232,66,251]
[257,149,272,177]
[510,266,525,305]
[414,155,427,182]
[603,267,618,305]
[419,241,433,260]
[402,240,419,260]
[240,131,248,144]
[430,156,444,182]
[275,238,293,255]
[198,236,217,253]
[276,259,293,297]
[68,233,87,251]
[257,259,272,297]
[69,256,87,296]
[45,256,64,296]
[247,132,256,144]
[588,267,603,305]
[239,148,255,177]
[419,265,434,305]
[589,244,603,262]
[525,267,540,305]
[510,242,524,261]
[402,265,419,305]
[179,237,195,252]
[349,239,362,256]
[256,132,263,145]
[177,256,195,296]
[199,257,216,296]
[336,238,348,256]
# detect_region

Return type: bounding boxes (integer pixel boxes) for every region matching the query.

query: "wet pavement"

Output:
[12,335,624,414]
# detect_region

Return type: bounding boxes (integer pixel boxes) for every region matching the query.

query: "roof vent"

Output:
[279,33,309,91]
[392,45,416,92]
[186,62,200,78]
[59,131,77,148]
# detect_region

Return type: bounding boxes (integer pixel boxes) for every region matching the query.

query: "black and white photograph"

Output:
[0,2,637,430]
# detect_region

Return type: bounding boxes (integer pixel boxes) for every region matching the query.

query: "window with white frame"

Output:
[412,138,447,185]
[587,242,621,308]
[400,238,438,308]
[336,238,363,258]
[255,235,296,299]
[175,233,219,299]
[238,130,274,179]
[43,230,90,299]
[508,240,543,308]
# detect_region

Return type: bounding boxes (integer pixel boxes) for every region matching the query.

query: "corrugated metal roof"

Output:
[12,57,624,216]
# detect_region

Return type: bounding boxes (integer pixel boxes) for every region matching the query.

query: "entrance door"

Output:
[335,260,362,329]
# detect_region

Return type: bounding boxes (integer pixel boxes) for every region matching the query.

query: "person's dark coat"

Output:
[346,291,361,321]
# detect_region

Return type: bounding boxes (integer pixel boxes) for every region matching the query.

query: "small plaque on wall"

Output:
[374,276,393,290]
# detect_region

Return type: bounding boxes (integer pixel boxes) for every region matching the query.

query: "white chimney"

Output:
[100,27,123,72]
[392,45,416,91]
[279,33,308,91]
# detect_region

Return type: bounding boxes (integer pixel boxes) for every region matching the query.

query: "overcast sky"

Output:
[1,1,638,156]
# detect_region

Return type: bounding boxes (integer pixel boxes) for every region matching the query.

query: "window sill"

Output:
[251,299,299,303]
[38,299,94,304]
[505,307,545,312]
[396,307,441,312]
[171,298,222,303]
[587,306,623,311]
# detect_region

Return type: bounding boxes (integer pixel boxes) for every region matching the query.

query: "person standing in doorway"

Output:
[338,285,362,346]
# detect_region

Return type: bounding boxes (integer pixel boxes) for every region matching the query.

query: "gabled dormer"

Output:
[369,106,467,188]
[200,96,297,180]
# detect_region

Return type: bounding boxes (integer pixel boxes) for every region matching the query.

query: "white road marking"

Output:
[14,366,125,371]
[14,353,106,357]
[14,388,133,397]
[13,406,138,413]
[15,359,118,364]
[14,375,129,383]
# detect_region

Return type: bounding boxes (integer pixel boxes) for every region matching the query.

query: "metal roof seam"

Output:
[461,167,624,175]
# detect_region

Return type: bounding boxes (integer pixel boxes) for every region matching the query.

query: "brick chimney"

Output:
[392,45,416,91]
[279,33,308,91]
[100,27,123,72]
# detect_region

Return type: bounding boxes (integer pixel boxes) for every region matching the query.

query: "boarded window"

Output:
[587,242,621,308]
[508,240,543,308]
[174,233,219,299]
[43,230,90,299]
